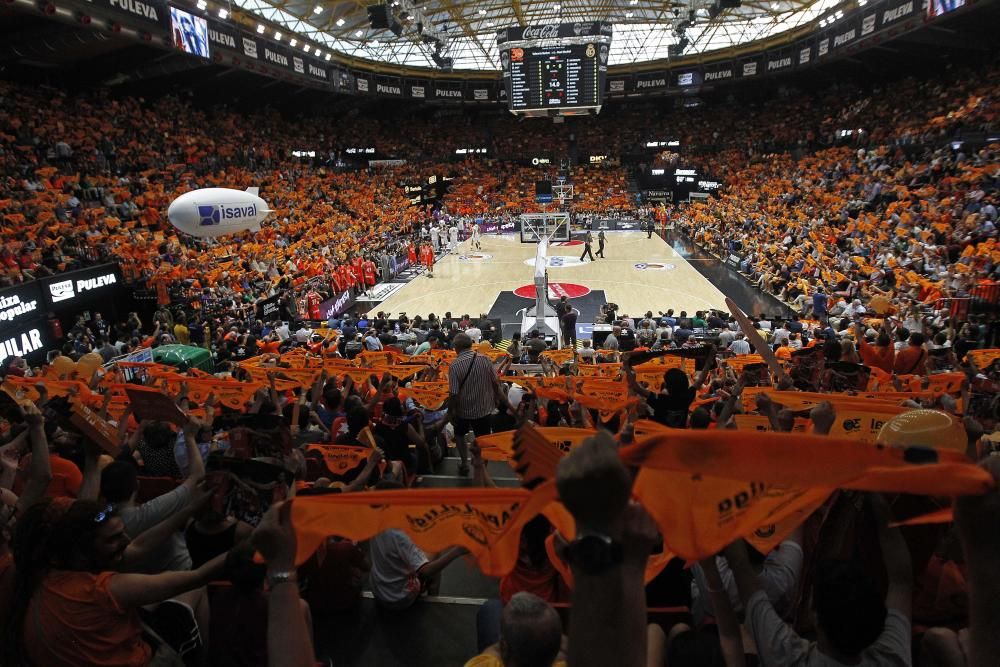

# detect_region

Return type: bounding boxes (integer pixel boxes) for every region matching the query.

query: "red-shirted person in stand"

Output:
[351,256,365,293]
[420,244,435,278]
[362,257,378,292]
[340,265,355,293]
[305,290,322,322]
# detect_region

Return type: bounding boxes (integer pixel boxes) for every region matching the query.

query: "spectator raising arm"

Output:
[869,494,913,620]
[699,556,747,667]
[954,457,1000,667]
[556,430,659,667]
[15,403,52,514]
[252,501,318,667]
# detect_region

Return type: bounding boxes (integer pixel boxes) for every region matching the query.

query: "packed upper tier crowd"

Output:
[0,58,1000,667]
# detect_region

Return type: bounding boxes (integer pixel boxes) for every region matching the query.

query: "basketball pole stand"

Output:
[520,233,562,345]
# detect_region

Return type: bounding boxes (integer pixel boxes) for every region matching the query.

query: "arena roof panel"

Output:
[234,0,847,71]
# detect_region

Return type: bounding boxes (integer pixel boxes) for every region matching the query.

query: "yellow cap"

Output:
[876,409,966,453]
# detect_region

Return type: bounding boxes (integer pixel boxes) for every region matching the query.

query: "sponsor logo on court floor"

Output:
[458,254,493,261]
[522,256,585,268]
[633,262,676,271]
[514,282,591,299]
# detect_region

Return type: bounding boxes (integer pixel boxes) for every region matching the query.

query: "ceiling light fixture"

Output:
[290,37,298,46]
[275,30,282,39]
[256,24,265,33]
[313,5,322,14]
[217,7,228,18]
[336,17,345,26]
[196,0,206,9]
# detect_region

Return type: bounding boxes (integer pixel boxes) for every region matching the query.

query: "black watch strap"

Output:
[564,533,623,575]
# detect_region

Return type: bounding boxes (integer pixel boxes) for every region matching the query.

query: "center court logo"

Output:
[522,256,585,268]
[633,262,676,271]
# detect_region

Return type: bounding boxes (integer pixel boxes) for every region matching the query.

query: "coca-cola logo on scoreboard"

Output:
[522,24,561,40]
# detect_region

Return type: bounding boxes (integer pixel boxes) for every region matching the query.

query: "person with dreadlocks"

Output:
[1,488,226,666]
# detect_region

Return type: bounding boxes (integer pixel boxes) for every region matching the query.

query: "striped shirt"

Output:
[448,351,498,419]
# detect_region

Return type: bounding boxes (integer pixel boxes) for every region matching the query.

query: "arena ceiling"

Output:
[233,0,847,70]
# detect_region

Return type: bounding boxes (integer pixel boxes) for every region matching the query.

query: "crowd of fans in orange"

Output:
[0,55,999,667]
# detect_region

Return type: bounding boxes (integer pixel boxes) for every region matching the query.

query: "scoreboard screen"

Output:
[498,22,611,116]
[506,43,602,112]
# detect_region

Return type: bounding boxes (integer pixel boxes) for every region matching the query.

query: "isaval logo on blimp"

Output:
[198,205,221,226]
[198,203,258,226]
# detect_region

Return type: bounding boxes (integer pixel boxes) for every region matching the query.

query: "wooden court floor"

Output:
[375,231,729,320]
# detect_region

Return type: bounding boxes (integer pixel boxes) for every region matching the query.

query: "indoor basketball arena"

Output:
[0,0,998,664]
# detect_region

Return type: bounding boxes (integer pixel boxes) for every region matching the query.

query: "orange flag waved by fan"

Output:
[285,482,560,575]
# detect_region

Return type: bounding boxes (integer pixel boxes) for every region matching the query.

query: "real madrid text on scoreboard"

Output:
[498,22,612,117]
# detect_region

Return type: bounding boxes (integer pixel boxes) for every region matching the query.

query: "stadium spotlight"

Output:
[218,7,228,18]
[336,17,345,26]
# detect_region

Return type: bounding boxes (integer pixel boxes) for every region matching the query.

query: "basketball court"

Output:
[374,230,730,335]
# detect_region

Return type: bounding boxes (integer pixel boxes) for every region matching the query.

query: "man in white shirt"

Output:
[369,527,466,609]
[294,323,312,344]
[772,323,791,346]
[844,299,867,319]
[603,327,620,351]
[724,498,912,667]
[364,331,383,351]
[274,321,291,341]
[576,340,596,361]
[728,333,752,355]
[465,324,483,344]
[691,534,803,625]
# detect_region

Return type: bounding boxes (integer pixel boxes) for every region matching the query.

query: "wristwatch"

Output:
[564,531,623,575]
[266,570,298,588]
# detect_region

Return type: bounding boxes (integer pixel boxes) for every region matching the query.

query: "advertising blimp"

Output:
[167,187,273,238]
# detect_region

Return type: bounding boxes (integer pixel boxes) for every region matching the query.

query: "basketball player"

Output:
[420,243,435,278]
[471,222,482,250]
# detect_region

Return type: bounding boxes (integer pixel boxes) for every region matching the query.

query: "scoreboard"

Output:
[507,44,602,111]
[498,22,611,117]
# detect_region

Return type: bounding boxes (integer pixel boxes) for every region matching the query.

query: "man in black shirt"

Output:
[555,297,569,321]
[526,330,548,362]
[561,307,579,349]
[580,232,595,262]
[617,325,637,352]
[625,345,716,427]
